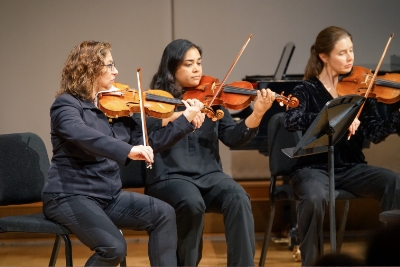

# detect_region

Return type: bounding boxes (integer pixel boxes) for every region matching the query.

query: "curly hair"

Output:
[304,26,352,80]
[56,41,111,100]
[150,39,202,98]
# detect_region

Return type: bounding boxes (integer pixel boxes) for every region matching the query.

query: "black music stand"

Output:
[282,94,366,252]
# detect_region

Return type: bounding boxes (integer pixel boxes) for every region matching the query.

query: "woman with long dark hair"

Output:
[145,38,275,266]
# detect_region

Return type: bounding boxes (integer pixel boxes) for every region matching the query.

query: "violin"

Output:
[338,65,400,104]
[98,82,180,119]
[179,34,299,121]
[98,82,214,119]
[340,33,395,140]
[183,75,299,120]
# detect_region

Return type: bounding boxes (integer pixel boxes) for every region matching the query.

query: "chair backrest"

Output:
[267,113,301,177]
[119,160,146,188]
[0,132,144,206]
[0,132,50,205]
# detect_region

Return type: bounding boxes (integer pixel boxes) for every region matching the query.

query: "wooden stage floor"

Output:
[0,232,368,266]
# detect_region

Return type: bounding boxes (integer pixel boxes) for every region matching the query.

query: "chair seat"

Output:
[0,213,71,234]
[274,186,357,202]
[274,184,296,201]
[336,189,357,200]
[379,210,400,224]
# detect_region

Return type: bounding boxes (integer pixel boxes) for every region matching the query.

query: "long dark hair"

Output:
[150,39,202,98]
[304,26,352,80]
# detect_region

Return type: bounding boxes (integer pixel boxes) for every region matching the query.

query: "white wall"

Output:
[1,0,399,178]
[0,0,172,138]
[173,0,400,79]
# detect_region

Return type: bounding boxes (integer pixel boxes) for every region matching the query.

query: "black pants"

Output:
[43,191,177,266]
[291,163,400,266]
[147,178,255,266]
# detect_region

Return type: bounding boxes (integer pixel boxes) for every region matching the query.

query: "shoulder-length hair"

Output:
[56,41,111,100]
[304,26,352,80]
[150,39,202,98]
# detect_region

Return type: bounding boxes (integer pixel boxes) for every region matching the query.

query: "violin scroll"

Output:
[275,91,299,109]
[201,105,224,122]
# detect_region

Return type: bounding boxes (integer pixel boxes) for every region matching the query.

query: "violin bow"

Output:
[348,33,394,140]
[136,68,152,169]
[207,34,252,110]
[357,33,394,117]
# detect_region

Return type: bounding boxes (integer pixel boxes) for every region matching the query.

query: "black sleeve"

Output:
[131,113,195,153]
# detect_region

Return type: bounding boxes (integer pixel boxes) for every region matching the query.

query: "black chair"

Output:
[0,132,74,266]
[0,132,127,266]
[258,113,357,266]
[379,210,400,226]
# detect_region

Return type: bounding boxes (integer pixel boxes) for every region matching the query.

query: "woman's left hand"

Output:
[253,88,275,116]
[182,99,204,123]
[191,112,205,129]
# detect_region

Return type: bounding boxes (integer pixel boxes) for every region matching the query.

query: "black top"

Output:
[145,105,259,188]
[43,93,194,199]
[284,77,400,173]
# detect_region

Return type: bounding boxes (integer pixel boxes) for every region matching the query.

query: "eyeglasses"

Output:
[102,61,116,72]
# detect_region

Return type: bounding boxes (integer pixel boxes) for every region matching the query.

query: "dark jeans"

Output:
[43,191,177,266]
[291,163,400,266]
[147,178,255,266]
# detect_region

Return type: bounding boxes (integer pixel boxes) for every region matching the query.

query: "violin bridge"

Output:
[211,82,216,94]
[363,74,372,85]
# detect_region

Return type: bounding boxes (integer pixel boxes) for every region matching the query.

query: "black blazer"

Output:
[43,93,194,199]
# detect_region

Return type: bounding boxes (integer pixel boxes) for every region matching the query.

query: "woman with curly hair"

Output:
[42,41,204,266]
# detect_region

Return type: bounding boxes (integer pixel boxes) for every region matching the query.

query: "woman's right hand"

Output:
[182,99,205,128]
[347,117,361,140]
[128,145,154,164]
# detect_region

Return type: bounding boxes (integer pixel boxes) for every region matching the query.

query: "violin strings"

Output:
[223,85,256,95]
[375,78,400,89]
[146,93,183,104]
[223,85,290,102]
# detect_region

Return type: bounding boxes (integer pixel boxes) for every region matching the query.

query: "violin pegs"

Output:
[216,109,224,120]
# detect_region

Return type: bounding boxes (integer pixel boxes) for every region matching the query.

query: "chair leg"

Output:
[258,200,276,266]
[49,235,62,266]
[336,200,350,253]
[319,228,324,257]
[118,229,127,266]
[120,257,127,266]
[49,234,72,266]
[62,234,73,267]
